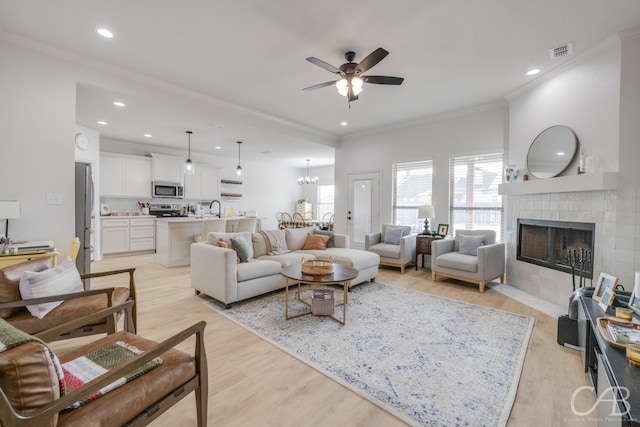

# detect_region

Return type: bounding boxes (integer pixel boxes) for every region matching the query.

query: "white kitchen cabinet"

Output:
[152,154,184,183]
[185,165,219,200]
[101,218,130,254]
[101,217,156,256]
[100,153,151,198]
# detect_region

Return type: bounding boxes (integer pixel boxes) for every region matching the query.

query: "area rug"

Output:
[205,282,534,427]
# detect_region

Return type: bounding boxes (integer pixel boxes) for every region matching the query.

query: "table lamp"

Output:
[0,201,21,242]
[418,205,435,235]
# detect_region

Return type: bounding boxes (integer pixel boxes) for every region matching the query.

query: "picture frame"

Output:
[598,287,615,312]
[593,272,619,302]
[628,276,640,317]
[437,224,449,237]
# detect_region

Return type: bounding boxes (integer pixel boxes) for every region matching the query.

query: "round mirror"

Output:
[526,125,578,179]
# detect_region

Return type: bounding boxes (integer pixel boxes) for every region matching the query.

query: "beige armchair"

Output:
[431,229,505,292]
[365,224,416,273]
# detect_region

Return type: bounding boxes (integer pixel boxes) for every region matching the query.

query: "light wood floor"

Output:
[50,254,596,427]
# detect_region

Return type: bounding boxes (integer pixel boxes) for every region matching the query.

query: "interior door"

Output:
[347,171,381,249]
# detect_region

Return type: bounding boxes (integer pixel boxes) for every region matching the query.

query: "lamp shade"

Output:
[418,205,434,219]
[0,201,20,219]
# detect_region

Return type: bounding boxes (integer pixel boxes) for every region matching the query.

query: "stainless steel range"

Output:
[148,204,187,217]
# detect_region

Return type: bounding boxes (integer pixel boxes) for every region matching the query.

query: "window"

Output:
[316,185,334,220]
[392,160,433,232]
[449,153,503,240]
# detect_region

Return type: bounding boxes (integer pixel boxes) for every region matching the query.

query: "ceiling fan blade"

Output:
[302,81,338,91]
[361,75,404,85]
[306,57,342,75]
[355,48,389,74]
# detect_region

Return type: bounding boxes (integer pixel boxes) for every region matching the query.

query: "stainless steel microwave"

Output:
[152,181,184,199]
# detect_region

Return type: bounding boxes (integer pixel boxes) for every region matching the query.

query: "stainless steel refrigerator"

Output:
[75,162,93,275]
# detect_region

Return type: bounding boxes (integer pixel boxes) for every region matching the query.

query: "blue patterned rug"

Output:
[205,282,534,427]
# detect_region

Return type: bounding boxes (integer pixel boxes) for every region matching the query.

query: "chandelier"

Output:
[298,159,319,185]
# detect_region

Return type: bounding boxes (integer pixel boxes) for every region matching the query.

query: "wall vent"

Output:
[549,42,573,59]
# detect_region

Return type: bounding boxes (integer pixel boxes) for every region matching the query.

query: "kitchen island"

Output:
[155,216,261,267]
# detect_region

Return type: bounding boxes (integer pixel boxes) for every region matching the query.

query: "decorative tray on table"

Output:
[301,258,334,275]
[596,317,640,350]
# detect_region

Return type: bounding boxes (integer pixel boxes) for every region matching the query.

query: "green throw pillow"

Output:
[231,237,252,262]
[312,230,335,248]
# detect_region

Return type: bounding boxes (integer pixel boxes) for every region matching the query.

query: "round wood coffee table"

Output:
[281,263,358,325]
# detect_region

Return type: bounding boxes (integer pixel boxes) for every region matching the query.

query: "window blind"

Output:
[449,153,503,240]
[392,160,433,231]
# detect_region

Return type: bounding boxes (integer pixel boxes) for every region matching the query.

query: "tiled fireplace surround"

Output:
[504,188,640,311]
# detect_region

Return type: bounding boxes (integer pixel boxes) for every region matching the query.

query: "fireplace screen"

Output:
[517,219,595,279]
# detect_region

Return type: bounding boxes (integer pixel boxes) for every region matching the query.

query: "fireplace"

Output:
[516,219,595,279]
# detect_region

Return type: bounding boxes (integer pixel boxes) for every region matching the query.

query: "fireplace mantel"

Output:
[498,171,619,195]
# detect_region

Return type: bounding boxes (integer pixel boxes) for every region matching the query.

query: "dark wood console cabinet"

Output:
[578,297,640,426]
[415,234,442,270]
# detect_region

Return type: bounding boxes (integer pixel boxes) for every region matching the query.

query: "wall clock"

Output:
[75,132,89,150]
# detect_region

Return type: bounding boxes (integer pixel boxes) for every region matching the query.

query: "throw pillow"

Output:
[312,230,335,248]
[302,233,330,250]
[458,235,485,256]
[384,226,404,245]
[217,239,240,263]
[231,237,252,263]
[0,257,54,318]
[18,257,84,319]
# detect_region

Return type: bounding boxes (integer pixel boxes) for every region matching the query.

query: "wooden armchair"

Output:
[0,301,208,426]
[0,258,137,341]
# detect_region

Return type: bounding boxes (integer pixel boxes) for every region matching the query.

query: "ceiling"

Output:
[2,0,640,168]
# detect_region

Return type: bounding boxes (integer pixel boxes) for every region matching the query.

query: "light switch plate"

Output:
[46,193,62,205]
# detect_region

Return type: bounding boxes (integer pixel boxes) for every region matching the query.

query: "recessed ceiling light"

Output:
[113,101,125,107]
[214,146,222,150]
[97,120,107,125]
[340,122,348,126]
[144,134,152,138]
[261,150,272,155]
[557,152,565,156]
[526,69,540,76]
[96,28,114,38]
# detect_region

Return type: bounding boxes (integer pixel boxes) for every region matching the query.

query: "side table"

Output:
[415,234,442,270]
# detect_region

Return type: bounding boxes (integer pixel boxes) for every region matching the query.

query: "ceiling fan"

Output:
[303,47,404,105]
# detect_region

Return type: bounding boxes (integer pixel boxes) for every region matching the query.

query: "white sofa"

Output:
[190,226,380,308]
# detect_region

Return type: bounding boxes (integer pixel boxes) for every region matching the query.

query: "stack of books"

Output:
[608,322,640,345]
[14,240,55,254]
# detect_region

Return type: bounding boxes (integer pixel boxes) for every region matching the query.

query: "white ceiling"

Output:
[2,0,640,168]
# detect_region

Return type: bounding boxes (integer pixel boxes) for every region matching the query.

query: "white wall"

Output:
[0,41,77,256]
[505,30,640,307]
[334,104,507,234]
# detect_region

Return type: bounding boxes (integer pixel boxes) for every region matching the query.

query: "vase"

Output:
[505,165,519,182]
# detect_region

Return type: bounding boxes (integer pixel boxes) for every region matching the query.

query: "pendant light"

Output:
[298,159,319,184]
[184,131,195,175]
[236,141,243,177]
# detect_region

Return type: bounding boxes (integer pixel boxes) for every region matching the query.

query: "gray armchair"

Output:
[365,224,416,273]
[431,229,505,292]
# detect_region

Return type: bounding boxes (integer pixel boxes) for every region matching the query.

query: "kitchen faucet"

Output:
[209,200,221,218]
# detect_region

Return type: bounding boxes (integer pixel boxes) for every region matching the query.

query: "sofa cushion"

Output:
[0,340,59,426]
[383,227,404,245]
[252,232,268,257]
[302,233,330,250]
[19,257,84,319]
[367,243,402,259]
[0,257,54,319]
[300,248,380,271]
[436,252,478,273]
[231,237,252,263]
[312,230,335,248]
[458,235,485,256]
[208,232,253,259]
[285,226,316,251]
[257,252,316,267]
[236,260,282,282]
[7,287,131,336]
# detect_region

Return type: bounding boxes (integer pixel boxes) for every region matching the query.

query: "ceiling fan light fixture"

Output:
[184,131,195,175]
[336,79,348,96]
